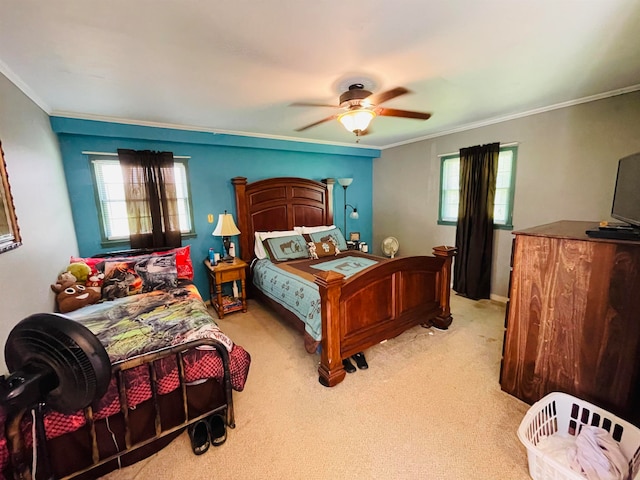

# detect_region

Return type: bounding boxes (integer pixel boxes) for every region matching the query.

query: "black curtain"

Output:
[453,142,499,300]
[117,149,182,249]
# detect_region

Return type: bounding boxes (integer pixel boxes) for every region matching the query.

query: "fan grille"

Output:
[381,237,399,257]
[5,314,111,413]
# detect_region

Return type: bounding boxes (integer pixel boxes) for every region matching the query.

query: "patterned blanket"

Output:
[0,282,251,471]
[252,252,381,341]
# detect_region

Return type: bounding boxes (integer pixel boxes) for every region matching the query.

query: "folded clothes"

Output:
[567,426,628,480]
[536,434,577,469]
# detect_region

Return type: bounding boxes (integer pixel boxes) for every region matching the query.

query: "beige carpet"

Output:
[102,294,533,480]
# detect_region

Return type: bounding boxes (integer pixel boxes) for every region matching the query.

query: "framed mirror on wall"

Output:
[0,141,22,253]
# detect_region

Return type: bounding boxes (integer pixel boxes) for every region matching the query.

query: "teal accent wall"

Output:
[51,117,379,295]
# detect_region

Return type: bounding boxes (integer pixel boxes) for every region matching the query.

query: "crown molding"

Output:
[5,57,639,152]
[50,110,378,151]
[0,59,51,113]
[380,84,640,150]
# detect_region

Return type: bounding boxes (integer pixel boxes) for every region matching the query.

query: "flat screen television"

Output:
[611,152,640,228]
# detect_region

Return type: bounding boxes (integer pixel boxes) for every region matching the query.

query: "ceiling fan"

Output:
[292,83,432,137]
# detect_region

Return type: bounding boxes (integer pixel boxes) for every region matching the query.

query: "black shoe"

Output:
[342,358,357,373]
[208,413,227,447]
[351,352,368,370]
[188,420,210,455]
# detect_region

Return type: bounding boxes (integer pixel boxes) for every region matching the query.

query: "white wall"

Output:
[373,90,640,299]
[0,73,78,373]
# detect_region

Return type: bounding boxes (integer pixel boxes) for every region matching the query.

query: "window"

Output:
[91,157,195,242]
[438,145,517,228]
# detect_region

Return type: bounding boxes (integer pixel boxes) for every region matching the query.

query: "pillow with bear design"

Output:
[307,227,348,251]
[308,241,339,259]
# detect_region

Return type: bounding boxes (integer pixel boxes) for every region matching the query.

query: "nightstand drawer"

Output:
[218,269,245,283]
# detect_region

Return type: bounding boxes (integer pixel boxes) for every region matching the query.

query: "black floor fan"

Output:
[0,313,111,480]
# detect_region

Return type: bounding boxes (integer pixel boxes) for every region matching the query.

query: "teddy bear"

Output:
[52,283,101,313]
[50,271,78,293]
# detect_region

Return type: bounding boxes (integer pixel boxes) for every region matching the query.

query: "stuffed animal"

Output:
[50,271,77,293]
[53,283,101,313]
[66,262,91,284]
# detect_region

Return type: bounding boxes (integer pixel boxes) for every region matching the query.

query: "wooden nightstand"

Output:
[203,257,247,319]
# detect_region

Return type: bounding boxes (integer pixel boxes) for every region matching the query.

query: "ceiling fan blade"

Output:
[365,87,410,106]
[377,108,432,120]
[295,115,337,131]
[290,102,340,108]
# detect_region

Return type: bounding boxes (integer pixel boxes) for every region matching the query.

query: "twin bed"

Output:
[233,176,455,387]
[1,249,251,479]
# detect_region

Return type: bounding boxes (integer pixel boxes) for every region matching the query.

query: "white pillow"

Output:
[254,230,299,259]
[295,225,337,234]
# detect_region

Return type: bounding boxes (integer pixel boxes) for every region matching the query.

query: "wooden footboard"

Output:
[315,246,456,387]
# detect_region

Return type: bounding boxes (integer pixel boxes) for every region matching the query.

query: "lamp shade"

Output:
[338,109,376,133]
[349,209,359,220]
[337,178,353,187]
[212,213,240,237]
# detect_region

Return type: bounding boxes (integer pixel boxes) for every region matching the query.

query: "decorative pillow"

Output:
[73,245,194,280]
[56,283,101,313]
[262,234,309,262]
[308,241,339,259]
[307,227,348,251]
[101,258,146,300]
[152,245,193,280]
[254,230,299,259]
[70,256,104,274]
[135,253,178,292]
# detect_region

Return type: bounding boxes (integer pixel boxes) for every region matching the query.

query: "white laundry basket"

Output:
[517,392,640,480]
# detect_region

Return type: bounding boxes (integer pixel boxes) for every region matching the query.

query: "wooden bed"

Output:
[233,176,456,387]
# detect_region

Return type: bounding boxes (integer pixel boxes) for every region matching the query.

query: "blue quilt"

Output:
[253,259,322,340]
[252,255,381,342]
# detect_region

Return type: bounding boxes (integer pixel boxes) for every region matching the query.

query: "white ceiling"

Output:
[1,0,640,149]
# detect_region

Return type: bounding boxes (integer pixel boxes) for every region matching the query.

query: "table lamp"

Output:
[212,211,241,262]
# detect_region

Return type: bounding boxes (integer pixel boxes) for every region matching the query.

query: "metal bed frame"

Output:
[5,337,233,480]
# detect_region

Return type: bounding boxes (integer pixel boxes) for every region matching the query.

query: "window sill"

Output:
[100,232,197,249]
[437,220,513,231]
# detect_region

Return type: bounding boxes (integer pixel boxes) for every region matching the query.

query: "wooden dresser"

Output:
[500,220,640,426]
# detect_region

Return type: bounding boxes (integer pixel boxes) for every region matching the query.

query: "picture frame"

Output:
[0,141,22,254]
[349,232,360,241]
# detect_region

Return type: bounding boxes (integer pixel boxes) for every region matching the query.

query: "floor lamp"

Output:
[337,178,359,236]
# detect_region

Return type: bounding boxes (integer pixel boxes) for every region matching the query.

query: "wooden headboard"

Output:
[232,177,335,263]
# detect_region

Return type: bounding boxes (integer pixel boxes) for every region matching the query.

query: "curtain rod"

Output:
[82,151,190,159]
[437,142,519,158]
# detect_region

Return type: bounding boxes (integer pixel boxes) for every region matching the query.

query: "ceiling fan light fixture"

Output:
[338,109,376,134]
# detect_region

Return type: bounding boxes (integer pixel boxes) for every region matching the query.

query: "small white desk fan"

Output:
[381,236,399,258]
